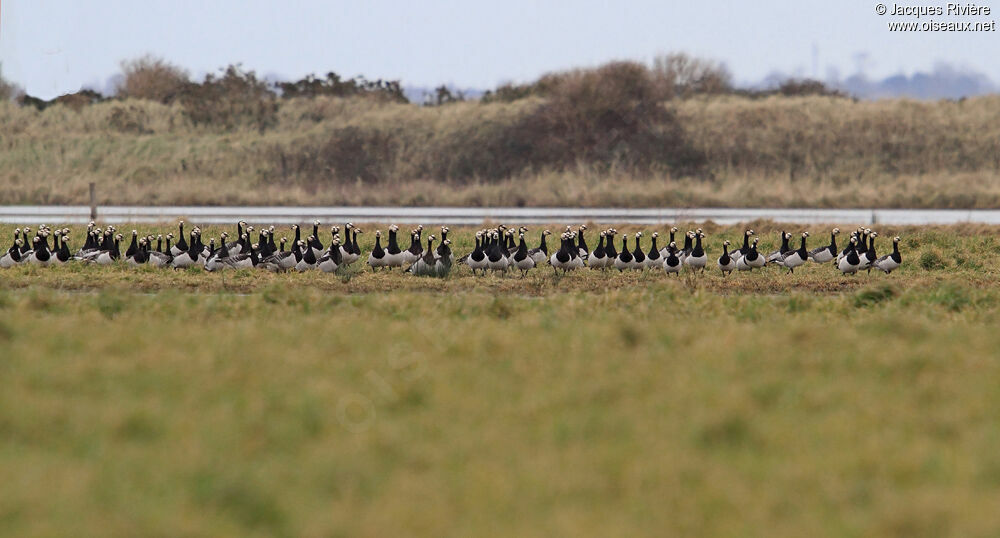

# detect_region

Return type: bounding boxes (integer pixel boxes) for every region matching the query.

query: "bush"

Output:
[0,64,23,102]
[651,53,732,99]
[115,55,189,103]
[276,72,407,103]
[176,65,278,131]
[107,105,153,134]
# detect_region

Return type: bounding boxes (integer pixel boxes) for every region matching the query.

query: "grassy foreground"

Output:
[2,224,1000,536]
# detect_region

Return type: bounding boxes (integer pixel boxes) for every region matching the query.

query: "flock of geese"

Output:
[1,221,904,277]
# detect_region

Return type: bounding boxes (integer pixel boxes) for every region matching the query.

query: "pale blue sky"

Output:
[2,0,998,98]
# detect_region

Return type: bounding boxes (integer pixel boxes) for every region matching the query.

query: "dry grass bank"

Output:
[2,94,999,207]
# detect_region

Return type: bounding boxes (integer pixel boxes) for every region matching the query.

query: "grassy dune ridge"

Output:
[2,94,1000,207]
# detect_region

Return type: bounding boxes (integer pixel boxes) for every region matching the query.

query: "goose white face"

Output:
[723,240,730,246]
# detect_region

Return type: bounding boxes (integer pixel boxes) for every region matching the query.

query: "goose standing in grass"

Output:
[838,229,863,265]
[367,230,386,271]
[838,237,862,275]
[717,240,736,276]
[731,229,754,263]
[662,242,682,275]
[576,225,589,260]
[295,240,317,271]
[308,221,325,259]
[859,232,878,273]
[684,231,707,272]
[630,232,646,270]
[435,240,453,277]
[809,228,840,264]
[777,232,810,273]
[223,242,259,270]
[604,229,618,262]
[489,232,511,275]
[465,231,488,275]
[874,236,902,274]
[645,232,662,269]
[587,231,608,269]
[678,231,694,264]
[660,227,678,257]
[26,236,52,266]
[437,226,454,265]
[383,225,405,269]
[126,237,150,266]
[403,228,422,264]
[766,231,791,266]
[549,232,574,274]
[736,238,764,272]
[613,234,634,272]
[204,238,228,272]
[512,232,536,277]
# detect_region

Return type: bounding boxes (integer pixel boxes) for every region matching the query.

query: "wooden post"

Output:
[89,182,97,221]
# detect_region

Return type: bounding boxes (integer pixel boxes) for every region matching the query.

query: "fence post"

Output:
[89,182,97,221]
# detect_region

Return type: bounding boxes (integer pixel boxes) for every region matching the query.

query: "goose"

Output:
[501,230,516,264]
[171,232,200,269]
[204,238,228,272]
[550,232,578,274]
[717,240,736,276]
[488,232,510,275]
[367,230,387,271]
[435,240,453,277]
[678,231,694,264]
[874,236,902,274]
[346,227,363,266]
[465,232,488,275]
[126,237,150,266]
[777,232,810,273]
[838,229,863,265]
[20,227,33,255]
[604,229,618,261]
[662,242,682,275]
[339,223,356,264]
[859,232,878,273]
[124,230,140,259]
[766,232,792,266]
[295,240,318,271]
[402,229,422,264]
[736,238,764,271]
[255,230,273,259]
[630,232,646,270]
[528,230,552,265]
[684,231,707,272]
[170,221,189,256]
[26,236,52,266]
[660,227,678,257]
[74,223,94,256]
[93,234,123,266]
[838,237,862,275]
[436,226,454,265]
[224,221,247,255]
[308,220,325,259]
[223,242,259,270]
[149,235,174,268]
[809,228,840,264]
[577,225,589,260]
[613,234,634,272]
[383,225,405,269]
[410,235,436,276]
[50,230,71,265]
[258,237,291,272]
[731,229,755,263]
[1,238,23,268]
[512,233,536,277]
[587,232,608,269]
[645,232,662,269]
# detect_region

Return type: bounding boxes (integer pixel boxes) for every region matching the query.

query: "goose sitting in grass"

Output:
[736,238,764,272]
[170,232,200,269]
[874,236,902,274]
[766,231,791,266]
[294,240,318,271]
[148,235,174,268]
[318,236,343,273]
[662,242,682,275]
[809,228,840,264]
[93,234,123,266]
[126,237,150,266]
[367,230,386,271]
[435,240,453,277]
[717,240,736,276]
[410,235,437,276]
[436,226,454,265]
[1,239,24,268]
[776,232,810,273]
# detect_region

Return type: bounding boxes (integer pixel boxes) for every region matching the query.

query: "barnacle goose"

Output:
[645,232,662,269]
[678,231,694,264]
[1,237,23,268]
[838,237,862,275]
[149,234,174,268]
[465,231,488,275]
[512,233,536,276]
[684,231,707,272]
[859,232,878,272]
[587,231,608,269]
[403,229,422,264]
[631,232,646,270]
[93,234,123,266]
[295,239,318,271]
[660,227,678,257]
[731,229,755,263]
[604,229,618,261]
[367,230,386,271]
[777,232,810,273]
[736,238,764,271]
[613,234,634,272]
[765,231,791,266]
[662,242,681,275]
[170,231,200,269]
[488,232,510,274]
[126,237,150,266]
[435,240,453,277]
[809,228,840,264]
[576,225,589,260]
[550,232,578,273]
[170,221,189,256]
[717,240,736,276]
[383,225,405,269]
[410,235,436,276]
[308,220,325,259]
[436,226,454,265]
[874,236,902,274]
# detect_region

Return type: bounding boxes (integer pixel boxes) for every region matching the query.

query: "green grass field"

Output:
[2,223,1000,536]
